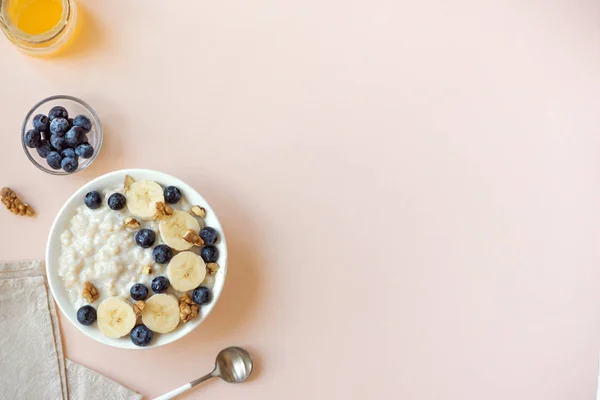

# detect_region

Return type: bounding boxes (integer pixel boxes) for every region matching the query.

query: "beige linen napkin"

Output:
[0,261,142,400]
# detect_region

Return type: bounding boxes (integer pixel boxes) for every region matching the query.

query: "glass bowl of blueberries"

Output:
[22,95,102,175]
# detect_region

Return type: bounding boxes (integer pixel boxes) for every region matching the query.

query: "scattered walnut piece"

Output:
[207,262,219,275]
[1,187,34,217]
[155,202,173,219]
[82,281,99,303]
[124,175,135,191]
[133,300,145,317]
[124,217,141,229]
[182,229,204,246]
[179,293,199,323]
[142,265,153,275]
[190,205,206,218]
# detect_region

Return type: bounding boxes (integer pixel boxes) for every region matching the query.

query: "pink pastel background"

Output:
[1,0,600,398]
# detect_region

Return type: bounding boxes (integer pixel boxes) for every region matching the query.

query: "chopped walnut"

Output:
[124,175,135,191]
[82,281,99,303]
[133,300,145,317]
[155,202,173,219]
[207,262,219,275]
[142,265,153,275]
[179,293,199,323]
[1,187,34,217]
[182,229,204,246]
[124,217,140,229]
[190,205,206,218]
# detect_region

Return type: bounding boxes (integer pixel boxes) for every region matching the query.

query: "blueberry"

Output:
[61,157,78,173]
[50,117,70,136]
[24,128,41,148]
[151,276,169,293]
[200,245,219,263]
[135,229,156,248]
[75,143,94,159]
[84,191,102,209]
[199,227,219,245]
[152,244,173,264]
[32,114,49,131]
[192,286,211,305]
[36,140,53,158]
[130,283,149,301]
[65,126,85,147]
[76,305,97,326]
[130,325,153,346]
[164,186,182,204]
[41,129,52,141]
[46,151,62,169]
[73,115,92,133]
[108,193,126,210]
[50,133,67,151]
[68,117,74,127]
[61,148,77,159]
[48,106,68,120]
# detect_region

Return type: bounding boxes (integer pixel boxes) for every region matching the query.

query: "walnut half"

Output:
[155,202,173,219]
[182,230,204,247]
[207,262,219,275]
[179,293,199,323]
[124,217,140,229]
[82,281,99,303]
[1,187,34,217]
[133,300,145,317]
[124,175,135,191]
[190,205,206,218]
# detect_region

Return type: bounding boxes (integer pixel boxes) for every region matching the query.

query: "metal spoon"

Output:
[153,347,254,400]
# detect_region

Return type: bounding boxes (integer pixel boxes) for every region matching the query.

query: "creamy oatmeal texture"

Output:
[58,185,213,309]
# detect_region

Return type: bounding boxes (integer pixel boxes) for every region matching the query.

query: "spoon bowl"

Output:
[215,347,253,383]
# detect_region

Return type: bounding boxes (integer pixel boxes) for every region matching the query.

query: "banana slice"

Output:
[141,294,180,333]
[159,210,201,251]
[97,296,137,338]
[125,180,164,220]
[167,251,207,292]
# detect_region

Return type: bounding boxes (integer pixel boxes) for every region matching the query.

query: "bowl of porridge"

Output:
[46,169,227,349]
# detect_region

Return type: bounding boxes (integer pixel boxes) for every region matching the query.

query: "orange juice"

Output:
[0,0,77,56]
[5,0,63,35]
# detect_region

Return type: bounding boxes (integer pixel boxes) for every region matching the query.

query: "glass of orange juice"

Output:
[0,0,77,56]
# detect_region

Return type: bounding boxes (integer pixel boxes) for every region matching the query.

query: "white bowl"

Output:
[46,169,227,349]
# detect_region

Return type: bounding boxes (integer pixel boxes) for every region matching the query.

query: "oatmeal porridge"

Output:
[58,175,220,345]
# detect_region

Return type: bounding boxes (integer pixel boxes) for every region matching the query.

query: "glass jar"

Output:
[0,0,77,56]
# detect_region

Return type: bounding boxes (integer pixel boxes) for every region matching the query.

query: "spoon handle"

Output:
[152,383,191,400]
[191,371,217,387]
[152,372,216,400]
